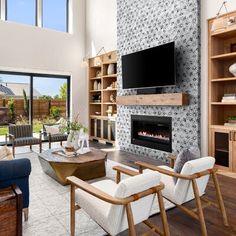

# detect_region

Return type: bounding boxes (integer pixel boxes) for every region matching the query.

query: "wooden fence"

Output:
[0,99,67,119]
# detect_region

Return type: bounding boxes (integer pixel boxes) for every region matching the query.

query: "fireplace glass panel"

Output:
[131,115,172,152]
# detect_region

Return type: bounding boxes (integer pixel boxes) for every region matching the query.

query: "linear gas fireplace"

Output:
[131,115,172,152]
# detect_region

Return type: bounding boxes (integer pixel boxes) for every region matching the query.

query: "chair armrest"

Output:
[6,133,15,139]
[5,133,15,145]
[135,161,213,180]
[112,166,139,183]
[67,176,161,205]
[67,176,130,205]
[39,130,42,140]
[0,158,31,181]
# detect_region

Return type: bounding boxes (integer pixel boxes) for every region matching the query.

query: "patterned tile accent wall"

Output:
[117,0,201,162]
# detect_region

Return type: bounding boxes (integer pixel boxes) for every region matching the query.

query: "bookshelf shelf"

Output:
[208,11,236,172]
[88,50,117,145]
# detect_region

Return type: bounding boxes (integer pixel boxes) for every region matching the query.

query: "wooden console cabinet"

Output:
[88,50,117,145]
[208,10,236,172]
[210,127,236,172]
[0,185,23,236]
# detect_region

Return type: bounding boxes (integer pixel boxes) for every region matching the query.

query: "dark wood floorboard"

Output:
[91,142,236,236]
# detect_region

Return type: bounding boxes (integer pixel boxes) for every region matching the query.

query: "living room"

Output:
[0,0,236,235]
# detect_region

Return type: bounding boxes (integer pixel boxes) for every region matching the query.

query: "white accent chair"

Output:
[134,156,229,236]
[67,171,170,236]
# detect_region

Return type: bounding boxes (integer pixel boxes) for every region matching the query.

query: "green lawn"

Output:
[0,127,7,136]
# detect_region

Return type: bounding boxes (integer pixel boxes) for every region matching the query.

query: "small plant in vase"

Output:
[227,116,236,123]
[60,115,88,151]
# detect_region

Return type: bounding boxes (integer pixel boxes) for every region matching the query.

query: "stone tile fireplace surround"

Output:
[116,0,200,162]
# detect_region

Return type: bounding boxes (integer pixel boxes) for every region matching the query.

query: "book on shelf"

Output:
[223,93,236,97]
[222,96,236,100]
[221,99,236,102]
[224,122,236,127]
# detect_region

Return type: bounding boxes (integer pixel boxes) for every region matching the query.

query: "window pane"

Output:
[0,74,30,142]
[6,0,36,26]
[43,0,67,32]
[33,76,68,137]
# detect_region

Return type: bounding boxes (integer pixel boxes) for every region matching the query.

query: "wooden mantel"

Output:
[116,93,189,106]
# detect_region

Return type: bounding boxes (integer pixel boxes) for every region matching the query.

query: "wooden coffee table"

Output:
[38,148,107,185]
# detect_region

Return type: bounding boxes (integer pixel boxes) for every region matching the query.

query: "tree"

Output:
[59,82,67,99]
[40,95,52,100]
[23,89,29,117]
[8,98,15,122]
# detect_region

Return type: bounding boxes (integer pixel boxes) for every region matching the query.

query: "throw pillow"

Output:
[0,146,13,160]
[44,125,60,135]
[174,147,200,173]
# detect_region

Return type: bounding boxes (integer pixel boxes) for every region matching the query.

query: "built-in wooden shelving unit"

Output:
[208,10,236,172]
[117,93,189,106]
[88,50,117,145]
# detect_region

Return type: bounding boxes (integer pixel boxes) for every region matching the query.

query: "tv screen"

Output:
[122,42,175,89]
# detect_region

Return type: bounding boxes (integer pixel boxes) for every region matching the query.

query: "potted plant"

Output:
[60,115,87,151]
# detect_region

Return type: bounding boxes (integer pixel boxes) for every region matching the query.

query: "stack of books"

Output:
[221,93,236,102]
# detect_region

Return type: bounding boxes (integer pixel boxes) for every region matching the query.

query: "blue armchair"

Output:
[0,158,31,220]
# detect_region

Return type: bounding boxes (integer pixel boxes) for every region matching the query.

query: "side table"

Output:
[0,185,23,236]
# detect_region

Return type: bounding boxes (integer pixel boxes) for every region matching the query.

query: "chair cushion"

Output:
[156,166,176,202]
[109,172,161,235]
[175,156,215,204]
[76,172,162,235]
[0,146,13,160]
[0,158,31,208]
[114,171,161,198]
[14,137,40,146]
[174,147,200,173]
[44,124,60,135]
[75,180,117,234]
[158,157,215,205]
[49,134,68,142]
[143,169,175,215]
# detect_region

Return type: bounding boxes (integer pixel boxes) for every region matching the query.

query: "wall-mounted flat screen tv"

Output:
[122,42,175,89]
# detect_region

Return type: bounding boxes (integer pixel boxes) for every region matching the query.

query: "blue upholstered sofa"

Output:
[0,158,31,220]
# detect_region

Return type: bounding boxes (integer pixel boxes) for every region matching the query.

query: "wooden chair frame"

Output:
[48,133,65,149]
[5,132,42,157]
[113,156,229,236]
[67,175,170,236]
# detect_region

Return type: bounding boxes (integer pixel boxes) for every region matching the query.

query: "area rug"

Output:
[16,150,134,236]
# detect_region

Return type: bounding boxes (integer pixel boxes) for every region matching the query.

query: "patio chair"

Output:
[6,124,42,157]
[67,171,170,236]
[42,123,68,149]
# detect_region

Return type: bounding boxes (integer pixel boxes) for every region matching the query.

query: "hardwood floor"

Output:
[93,143,236,236]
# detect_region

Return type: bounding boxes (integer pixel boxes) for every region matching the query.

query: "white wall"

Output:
[201,0,236,155]
[85,0,117,56]
[0,0,88,125]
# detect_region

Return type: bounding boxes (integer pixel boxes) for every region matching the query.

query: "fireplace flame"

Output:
[138,131,170,141]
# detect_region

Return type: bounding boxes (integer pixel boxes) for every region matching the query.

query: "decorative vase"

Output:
[78,128,90,153]
[93,80,98,90]
[229,63,236,76]
[97,82,101,90]
[107,64,115,75]
[67,130,79,150]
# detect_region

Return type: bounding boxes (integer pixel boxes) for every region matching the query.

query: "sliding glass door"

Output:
[0,72,70,143]
[0,73,30,142]
[32,76,69,137]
